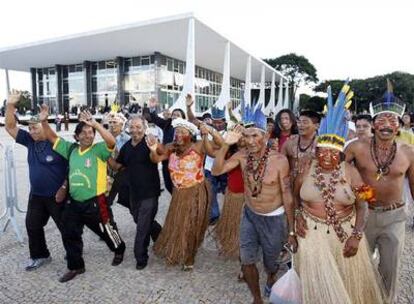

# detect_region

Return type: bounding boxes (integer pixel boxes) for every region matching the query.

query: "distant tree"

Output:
[15,90,32,114]
[314,72,414,113]
[299,94,326,113]
[264,53,319,107]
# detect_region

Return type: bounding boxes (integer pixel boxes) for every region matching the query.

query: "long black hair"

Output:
[272,109,298,139]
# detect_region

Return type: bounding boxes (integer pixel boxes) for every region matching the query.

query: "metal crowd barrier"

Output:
[0,144,26,243]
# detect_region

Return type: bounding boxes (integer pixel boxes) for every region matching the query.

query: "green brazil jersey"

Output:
[53,137,114,202]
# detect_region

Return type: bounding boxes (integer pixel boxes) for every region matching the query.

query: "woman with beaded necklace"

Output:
[293,83,385,304]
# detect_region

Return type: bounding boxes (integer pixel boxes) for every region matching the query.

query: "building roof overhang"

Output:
[0,13,285,83]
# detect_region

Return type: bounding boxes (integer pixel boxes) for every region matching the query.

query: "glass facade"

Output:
[123,55,155,105]
[37,67,57,113]
[62,64,85,113]
[33,52,244,114]
[91,60,118,109]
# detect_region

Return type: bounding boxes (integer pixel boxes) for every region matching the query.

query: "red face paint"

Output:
[317,147,340,170]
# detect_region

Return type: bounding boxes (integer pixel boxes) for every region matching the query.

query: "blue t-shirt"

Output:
[16,129,68,197]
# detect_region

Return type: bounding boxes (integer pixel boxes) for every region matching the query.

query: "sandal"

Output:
[237,271,245,282]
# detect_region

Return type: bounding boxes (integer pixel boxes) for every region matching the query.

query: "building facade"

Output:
[32,52,243,115]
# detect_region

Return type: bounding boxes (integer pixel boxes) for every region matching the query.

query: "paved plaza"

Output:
[0,125,413,304]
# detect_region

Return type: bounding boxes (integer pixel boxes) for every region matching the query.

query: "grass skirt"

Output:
[213,190,244,259]
[294,212,385,304]
[154,180,211,266]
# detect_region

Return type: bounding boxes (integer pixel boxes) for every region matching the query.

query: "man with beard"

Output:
[39,105,126,282]
[345,81,414,303]
[106,108,130,209]
[212,106,296,304]
[109,116,162,270]
[281,110,321,185]
[5,90,68,271]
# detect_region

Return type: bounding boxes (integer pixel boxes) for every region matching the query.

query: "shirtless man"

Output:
[281,110,321,185]
[345,111,414,303]
[212,125,296,304]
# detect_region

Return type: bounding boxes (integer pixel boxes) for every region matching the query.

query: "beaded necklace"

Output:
[370,137,397,181]
[312,162,348,242]
[245,146,270,198]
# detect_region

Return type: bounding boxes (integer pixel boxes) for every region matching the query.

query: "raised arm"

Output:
[147,97,169,129]
[198,123,224,157]
[80,111,116,149]
[4,90,21,139]
[39,104,59,144]
[211,129,242,176]
[145,135,169,163]
[185,94,202,127]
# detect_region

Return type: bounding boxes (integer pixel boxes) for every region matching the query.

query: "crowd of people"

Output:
[3,79,414,304]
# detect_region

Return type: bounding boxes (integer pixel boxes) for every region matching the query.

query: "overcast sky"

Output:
[0,0,412,101]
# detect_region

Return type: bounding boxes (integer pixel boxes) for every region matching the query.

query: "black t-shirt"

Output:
[116,137,160,201]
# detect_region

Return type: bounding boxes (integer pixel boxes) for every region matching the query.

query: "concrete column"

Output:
[83,61,92,108]
[116,57,125,105]
[55,65,63,114]
[153,52,162,107]
[30,68,38,112]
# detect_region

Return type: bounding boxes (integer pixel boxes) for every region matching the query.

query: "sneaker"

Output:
[112,252,124,266]
[25,257,52,271]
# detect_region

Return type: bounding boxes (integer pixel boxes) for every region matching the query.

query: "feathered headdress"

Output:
[369,79,405,117]
[241,92,266,132]
[211,106,225,120]
[107,103,127,126]
[317,80,353,151]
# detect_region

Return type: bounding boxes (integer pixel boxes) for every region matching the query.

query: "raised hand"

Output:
[199,123,211,137]
[7,89,22,106]
[185,93,193,107]
[38,104,49,122]
[224,129,242,146]
[79,111,98,128]
[145,134,158,152]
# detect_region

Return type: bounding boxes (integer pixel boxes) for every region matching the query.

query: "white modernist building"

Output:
[0,13,288,115]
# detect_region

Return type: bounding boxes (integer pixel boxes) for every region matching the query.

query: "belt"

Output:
[368,202,405,212]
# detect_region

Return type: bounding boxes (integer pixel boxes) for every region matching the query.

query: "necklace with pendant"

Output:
[370,138,396,181]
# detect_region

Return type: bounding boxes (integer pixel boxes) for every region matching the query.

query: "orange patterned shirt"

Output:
[168,148,205,189]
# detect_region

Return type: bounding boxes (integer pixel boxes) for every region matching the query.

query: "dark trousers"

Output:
[130,195,162,264]
[107,170,131,210]
[162,160,173,194]
[61,197,125,270]
[26,194,64,259]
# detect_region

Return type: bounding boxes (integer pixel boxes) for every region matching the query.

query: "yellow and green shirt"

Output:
[53,138,114,202]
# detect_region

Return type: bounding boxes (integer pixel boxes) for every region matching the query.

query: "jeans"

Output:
[240,206,286,273]
[205,170,227,221]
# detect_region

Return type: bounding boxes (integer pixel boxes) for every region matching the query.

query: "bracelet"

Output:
[289,231,296,237]
[294,208,303,218]
[351,229,363,241]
